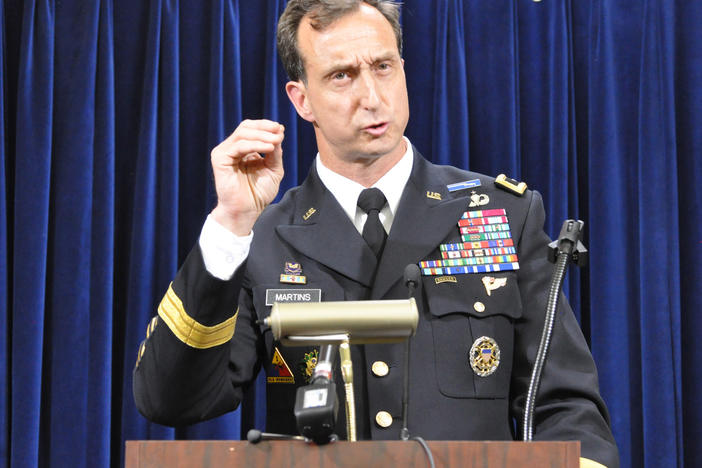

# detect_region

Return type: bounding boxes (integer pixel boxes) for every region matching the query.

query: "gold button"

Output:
[375,411,393,428]
[371,361,389,377]
[473,301,486,313]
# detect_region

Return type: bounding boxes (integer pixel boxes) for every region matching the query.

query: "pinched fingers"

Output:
[212,120,285,165]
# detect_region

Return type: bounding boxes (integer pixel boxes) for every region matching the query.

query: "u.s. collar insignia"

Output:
[280,262,307,284]
[299,349,319,383]
[303,207,316,221]
[468,190,490,207]
[268,347,295,383]
[469,336,500,377]
[426,191,442,200]
[482,276,507,296]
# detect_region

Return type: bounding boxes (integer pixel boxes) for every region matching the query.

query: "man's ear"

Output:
[286,81,315,123]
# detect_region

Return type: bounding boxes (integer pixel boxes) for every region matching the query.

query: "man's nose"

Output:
[356,71,381,109]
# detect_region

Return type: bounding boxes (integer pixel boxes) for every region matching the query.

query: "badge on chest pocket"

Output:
[423,273,520,399]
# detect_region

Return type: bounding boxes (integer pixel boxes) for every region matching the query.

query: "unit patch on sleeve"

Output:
[299,349,319,384]
[268,346,295,383]
[419,208,520,276]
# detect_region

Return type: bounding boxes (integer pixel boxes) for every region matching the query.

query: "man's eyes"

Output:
[329,62,393,81]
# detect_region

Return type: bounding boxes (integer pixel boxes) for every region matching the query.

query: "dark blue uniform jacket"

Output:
[133,149,619,468]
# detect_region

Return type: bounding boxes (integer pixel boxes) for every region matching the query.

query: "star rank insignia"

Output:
[280,262,307,284]
[469,336,500,377]
[268,347,295,383]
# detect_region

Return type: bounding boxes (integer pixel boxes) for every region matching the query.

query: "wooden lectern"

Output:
[125,440,579,467]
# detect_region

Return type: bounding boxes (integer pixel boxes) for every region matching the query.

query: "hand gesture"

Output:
[210,119,285,235]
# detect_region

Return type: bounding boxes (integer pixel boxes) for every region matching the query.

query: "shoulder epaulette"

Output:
[495,174,527,196]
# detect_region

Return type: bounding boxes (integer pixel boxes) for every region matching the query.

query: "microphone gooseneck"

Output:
[523,220,587,441]
[400,264,421,441]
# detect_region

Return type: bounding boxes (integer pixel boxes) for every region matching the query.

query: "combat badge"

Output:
[469,336,500,377]
[299,349,319,383]
[280,262,307,284]
[482,276,507,296]
[447,179,481,192]
[468,191,490,207]
[268,347,295,383]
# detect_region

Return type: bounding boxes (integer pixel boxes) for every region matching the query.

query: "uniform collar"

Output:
[315,137,414,234]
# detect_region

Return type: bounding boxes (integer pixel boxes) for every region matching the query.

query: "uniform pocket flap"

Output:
[422,273,522,320]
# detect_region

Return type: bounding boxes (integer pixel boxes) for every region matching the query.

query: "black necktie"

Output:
[357,188,388,258]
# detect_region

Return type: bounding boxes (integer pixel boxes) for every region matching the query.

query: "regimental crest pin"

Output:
[482,276,507,296]
[469,336,500,377]
[280,262,307,284]
[469,190,490,207]
[268,347,295,383]
[299,349,319,383]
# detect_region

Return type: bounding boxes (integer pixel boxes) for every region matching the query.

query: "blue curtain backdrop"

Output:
[1,0,700,467]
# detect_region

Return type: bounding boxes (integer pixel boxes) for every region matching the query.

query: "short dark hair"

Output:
[277,0,403,82]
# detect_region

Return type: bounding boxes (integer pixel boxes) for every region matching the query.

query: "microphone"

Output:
[294,345,339,445]
[404,264,420,297]
[246,429,306,444]
[311,344,337,384]
[400,264,421,441]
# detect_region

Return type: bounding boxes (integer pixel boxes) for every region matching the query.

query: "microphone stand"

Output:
[523,220,588,441]
[400,264,420,441]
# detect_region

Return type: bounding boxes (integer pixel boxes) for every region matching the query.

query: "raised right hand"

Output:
[210,119,285,236]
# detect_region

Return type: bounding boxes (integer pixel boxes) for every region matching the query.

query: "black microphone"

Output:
[400,264,421,440]
[404,264,420,297]
[293,345,339,444]
[246,429,306,444]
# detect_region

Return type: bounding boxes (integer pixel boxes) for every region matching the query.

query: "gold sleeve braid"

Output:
[157,283,238,349]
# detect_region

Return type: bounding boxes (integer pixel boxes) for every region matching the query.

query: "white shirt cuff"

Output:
[198,214,253,280]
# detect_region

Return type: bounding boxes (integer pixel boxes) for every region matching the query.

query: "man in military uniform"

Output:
[133,1,619,467]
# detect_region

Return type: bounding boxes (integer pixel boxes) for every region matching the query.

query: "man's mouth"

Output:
[363,122,389,136]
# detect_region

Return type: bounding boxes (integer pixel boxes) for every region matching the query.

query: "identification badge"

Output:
[265,288,322,306]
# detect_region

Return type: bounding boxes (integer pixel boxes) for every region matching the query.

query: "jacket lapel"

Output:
[275,166,378,287]
[371,152,472,299]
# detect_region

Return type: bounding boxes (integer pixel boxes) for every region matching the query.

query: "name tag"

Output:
[265,289,322,306]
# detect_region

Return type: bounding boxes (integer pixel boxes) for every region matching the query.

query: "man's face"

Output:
[287,4,409,167]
